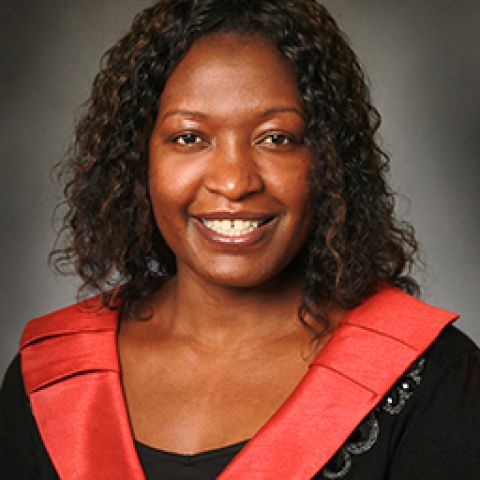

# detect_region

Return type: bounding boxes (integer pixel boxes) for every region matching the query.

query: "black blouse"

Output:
[1,325,480,479]
[136,439,247,479]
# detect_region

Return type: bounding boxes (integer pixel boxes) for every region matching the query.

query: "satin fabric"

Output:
[20,285,458,479]
[21,300,145,479]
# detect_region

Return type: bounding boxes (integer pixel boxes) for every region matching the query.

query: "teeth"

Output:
[201,219,262,236]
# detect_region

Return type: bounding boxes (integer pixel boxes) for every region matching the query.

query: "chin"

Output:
[211,276,271,289]
[195,259,296,290]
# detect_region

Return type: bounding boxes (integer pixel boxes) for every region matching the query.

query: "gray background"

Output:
[1,1,479,377]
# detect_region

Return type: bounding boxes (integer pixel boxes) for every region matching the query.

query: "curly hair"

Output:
[51,0,419,332]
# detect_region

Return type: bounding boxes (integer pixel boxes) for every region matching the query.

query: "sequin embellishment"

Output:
[319,357,425,479]
[321,412,379,479]
[380,358,425,415]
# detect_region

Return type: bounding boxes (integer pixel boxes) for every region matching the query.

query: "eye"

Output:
[260,133,295,146]
[172,133,205,146]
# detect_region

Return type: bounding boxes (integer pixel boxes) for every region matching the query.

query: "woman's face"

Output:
[149,33,313,288]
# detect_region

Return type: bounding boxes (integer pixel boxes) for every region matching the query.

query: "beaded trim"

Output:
[319,357,426,479]
[380,358,425,415]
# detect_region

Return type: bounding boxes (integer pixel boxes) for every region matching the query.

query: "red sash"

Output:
[20,285,458,479]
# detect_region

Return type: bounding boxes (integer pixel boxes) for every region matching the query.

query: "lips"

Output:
[191,212,277,246]
[195,211,274,221]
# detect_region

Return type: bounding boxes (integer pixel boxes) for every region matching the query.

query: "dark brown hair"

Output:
[52,0,419,331]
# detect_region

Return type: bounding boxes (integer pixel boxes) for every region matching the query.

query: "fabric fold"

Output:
[21,299,146,480]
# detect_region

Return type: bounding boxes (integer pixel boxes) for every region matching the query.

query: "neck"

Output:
[148,266,313,350]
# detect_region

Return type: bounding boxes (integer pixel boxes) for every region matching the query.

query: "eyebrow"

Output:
[159,109,209,122]
[160,106,305,122]
[259,106,305,120]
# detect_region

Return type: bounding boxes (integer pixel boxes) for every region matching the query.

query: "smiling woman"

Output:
[1,1,479,479]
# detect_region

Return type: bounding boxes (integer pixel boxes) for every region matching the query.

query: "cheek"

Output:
[148,161,183,235]
[275,165,313,248]
[149,167,173,218]
[148,156,206,247]
[270,161,312,212]
[149,155,198,208]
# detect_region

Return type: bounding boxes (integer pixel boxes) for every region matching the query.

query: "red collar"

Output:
[21,285,457,479]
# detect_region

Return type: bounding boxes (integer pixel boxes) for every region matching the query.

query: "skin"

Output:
[119,33,343,454]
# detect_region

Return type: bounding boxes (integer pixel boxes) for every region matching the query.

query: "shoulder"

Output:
[20,295,118,349]
[430,323,478,352]
[422,323,480,401]
[393,323,480,438]
[1,354,24,407]
[383,325,480,477]
[423,324,479,376]
[20,297,119,397]
[1,355,38,469]
[382,324,479,419]
[1,355,59,478]
[402,324,480,410]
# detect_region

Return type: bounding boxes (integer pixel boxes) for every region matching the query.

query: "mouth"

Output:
[191,213,277,246]
[199,218,272,236]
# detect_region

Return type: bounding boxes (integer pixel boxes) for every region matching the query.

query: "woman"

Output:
[1,1,479,478]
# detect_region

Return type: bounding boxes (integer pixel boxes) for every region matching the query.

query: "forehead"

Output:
[158,32,302,117]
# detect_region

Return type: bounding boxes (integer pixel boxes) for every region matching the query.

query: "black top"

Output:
[1,325,480,479]
[136,439,247,480]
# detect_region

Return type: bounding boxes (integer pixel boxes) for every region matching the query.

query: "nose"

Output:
[203,137,264,201]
